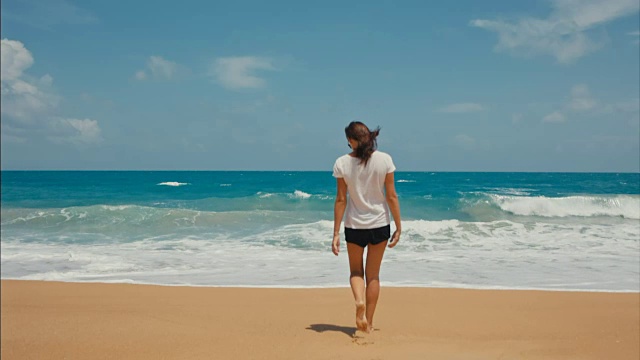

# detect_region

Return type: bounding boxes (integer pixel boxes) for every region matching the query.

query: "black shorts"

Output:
[344,225,391,248]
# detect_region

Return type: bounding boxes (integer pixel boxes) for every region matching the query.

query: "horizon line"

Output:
[2,169,639,174]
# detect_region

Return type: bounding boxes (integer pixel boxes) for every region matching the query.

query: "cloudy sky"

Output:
[1,0,639,171]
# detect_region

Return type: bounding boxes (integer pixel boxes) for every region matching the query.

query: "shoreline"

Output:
[2,278,639,293]
[2,280,638,359]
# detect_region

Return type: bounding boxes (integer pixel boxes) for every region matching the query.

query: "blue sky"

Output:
[1,0,639,171]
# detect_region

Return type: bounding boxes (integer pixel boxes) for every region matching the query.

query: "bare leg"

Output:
[365,240,388,332]
[346,242,367,331]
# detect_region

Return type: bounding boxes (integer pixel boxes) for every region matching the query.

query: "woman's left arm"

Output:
[385,172,402,248]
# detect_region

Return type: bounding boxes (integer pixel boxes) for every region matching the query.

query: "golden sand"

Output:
[2,280,638,359]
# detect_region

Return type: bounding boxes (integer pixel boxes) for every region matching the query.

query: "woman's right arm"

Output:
[384,172,401,248]
[332,178,348,256]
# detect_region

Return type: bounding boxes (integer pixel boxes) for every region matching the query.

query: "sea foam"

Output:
[292,190,312,199]
[488,194,640,219]
[157,182,190,187]
[2,218,638,291]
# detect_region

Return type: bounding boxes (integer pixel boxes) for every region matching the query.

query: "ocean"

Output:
[1,171,639,292]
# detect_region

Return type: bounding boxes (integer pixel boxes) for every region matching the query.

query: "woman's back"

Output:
[333,150,396,229]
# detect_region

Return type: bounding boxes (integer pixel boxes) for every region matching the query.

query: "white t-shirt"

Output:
[332,151,396,229]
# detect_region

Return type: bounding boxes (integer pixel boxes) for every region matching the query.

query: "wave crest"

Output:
[291,190,312,199]
[157,182,189,187]
[487,194,640,219]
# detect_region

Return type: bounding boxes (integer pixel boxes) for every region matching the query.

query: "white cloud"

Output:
[1,39,34,80]
[49,118,103,145]
[0,38,102,145]
[0,122,28,143]
[512,113,524,124]
[210,56,276,90]
[438,103,486,113]
[568,84,596,111]
[453,134,476,149]
[542,84,638,123]
[1,133,28,143]
[135,56,182,80]
[2,0,97,30]
[543,111,567,122]
[610,98,640,113]
[148,56,178,79]
[1,39,59,124]
[629,30,640,44]
[471,0,640,63]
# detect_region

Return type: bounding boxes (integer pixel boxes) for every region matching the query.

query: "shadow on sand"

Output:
[306,324,357,338]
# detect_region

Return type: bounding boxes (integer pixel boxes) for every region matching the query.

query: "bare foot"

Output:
[355,302,368,332]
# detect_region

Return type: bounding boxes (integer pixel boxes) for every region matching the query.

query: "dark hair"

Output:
[345,121,380,166]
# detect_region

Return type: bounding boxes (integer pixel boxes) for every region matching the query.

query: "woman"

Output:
[332,121,401,333]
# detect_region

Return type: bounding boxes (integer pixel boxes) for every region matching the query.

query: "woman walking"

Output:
[332,121,401,333]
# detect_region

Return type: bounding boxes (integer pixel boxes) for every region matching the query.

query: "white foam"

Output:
[1,210,56,225]
[489,194,640,219]
[2,219,638,292]
[101,205,133,211]
[292,190,312,199]
[157,182,190,187]
[397,180,417,183]
[483,187,534,196]
[219,184,232,187]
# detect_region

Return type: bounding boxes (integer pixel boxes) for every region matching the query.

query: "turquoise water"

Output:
[2,171,639,291]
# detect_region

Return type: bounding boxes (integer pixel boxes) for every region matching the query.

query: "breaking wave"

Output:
[157,182,189,187]
[486,194,640,219]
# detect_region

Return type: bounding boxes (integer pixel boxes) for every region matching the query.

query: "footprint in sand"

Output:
[352,329,375,345]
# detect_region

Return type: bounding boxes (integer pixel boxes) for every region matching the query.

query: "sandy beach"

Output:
[1,280,638,359]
